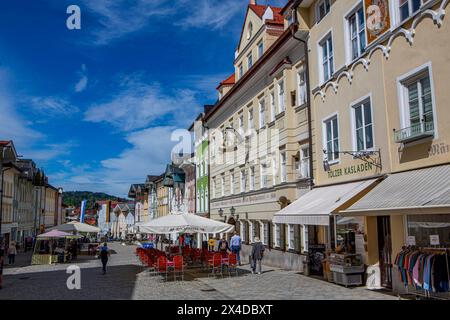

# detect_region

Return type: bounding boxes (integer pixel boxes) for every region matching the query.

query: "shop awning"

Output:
[341,165,450,216]
[272,178,380,225]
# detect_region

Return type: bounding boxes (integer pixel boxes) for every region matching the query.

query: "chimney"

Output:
[249,0,256,5]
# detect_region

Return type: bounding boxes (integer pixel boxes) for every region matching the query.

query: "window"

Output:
[240,170,246,193]
[250,166,255,191]
[316,0,331,23]
[205,188,208,211]
[230,172,235,195]
[278,80,285,113]
[399,0,426,22]
[287,13,294,26]
[288,224,295,250]
[260,163,268,188]
[259,98,266,128]
[247,22,253,40]
[275,224,281,247]
[280,151,287,183]
[221,176,225,197]
[348,5,366,60]
[272,157,277,186]
[297,70,307,106]
[238,114,244,135]
[248,108,254,130]
[324,116,339,162]
[402,71,434,130]
[407,214,450,247]
[270,92,276,122]
[212,179,216,198]
[263,222,269,246]
[247,53,253,69]
[320,34,334,82]
[300,146,310,178]
[353,99,374,151]
[258,41,264,59]
[238,64,243,79]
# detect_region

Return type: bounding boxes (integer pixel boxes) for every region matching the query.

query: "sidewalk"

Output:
[3,250,33,269]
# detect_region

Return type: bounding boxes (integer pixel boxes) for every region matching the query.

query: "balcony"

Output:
[394,121,434,144]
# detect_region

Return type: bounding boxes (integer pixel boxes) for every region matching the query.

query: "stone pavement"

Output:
[0,242,398,300]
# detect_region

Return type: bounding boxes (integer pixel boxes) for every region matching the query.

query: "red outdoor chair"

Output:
[173,255,184,281]
[227,253,238,276]
[208,253,223,278]
[156,256,169,281]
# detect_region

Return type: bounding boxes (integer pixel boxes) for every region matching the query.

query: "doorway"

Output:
[377,216,393,288]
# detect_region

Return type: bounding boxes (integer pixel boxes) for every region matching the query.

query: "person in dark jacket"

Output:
[99,243,110,275]
[251,237,265,274]
[217,237,230,255]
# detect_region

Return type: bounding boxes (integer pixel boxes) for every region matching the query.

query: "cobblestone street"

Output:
[0,243,398,300]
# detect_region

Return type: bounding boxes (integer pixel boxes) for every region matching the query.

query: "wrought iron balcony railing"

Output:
[394,121,434,144]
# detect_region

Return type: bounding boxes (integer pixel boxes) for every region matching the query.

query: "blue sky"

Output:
[0,0,285,197]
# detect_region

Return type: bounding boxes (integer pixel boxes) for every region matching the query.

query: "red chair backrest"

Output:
[213,253,222,267]
[173,255,183,271]
[157,256,167,272]
[228,253,237,266]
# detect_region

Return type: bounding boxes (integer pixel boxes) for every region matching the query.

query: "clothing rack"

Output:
[401,246,449,300]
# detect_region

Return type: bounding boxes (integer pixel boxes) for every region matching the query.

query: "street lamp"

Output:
[218,208,224,217]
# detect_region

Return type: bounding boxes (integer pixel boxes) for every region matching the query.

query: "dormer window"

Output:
[247,22,253,40]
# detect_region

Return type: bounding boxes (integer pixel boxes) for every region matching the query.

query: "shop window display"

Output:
[407,214,450,247]
[335,216,365,254]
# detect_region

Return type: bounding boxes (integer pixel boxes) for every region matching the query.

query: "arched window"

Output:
[247,22,253,40]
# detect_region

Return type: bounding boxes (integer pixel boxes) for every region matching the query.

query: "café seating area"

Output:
[136,247,239,281]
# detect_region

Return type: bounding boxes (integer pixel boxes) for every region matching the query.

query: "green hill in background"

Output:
[63,191,128,208]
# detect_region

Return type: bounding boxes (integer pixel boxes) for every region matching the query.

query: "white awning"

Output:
[342,165,450,216]
[272,178,380,225]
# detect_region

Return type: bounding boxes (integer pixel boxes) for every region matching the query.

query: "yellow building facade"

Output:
[283,0,450,293]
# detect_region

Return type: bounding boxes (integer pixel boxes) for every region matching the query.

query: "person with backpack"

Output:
[99,243,110,275]
[251,237,265,275]
[218,236,230,255]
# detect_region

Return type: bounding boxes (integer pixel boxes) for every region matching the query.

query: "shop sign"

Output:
[364,0,391,45]
[327,162,374,179]
[406,236,416,246]
[430,235,440,246]
[211,192,277,209]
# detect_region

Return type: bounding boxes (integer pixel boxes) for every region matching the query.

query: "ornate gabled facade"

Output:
[205,0,311,270]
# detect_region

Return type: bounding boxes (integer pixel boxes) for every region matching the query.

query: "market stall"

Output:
[32,230,81,265]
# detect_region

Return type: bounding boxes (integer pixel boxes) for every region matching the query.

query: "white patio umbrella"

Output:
[138,212,235,234]
[49,221,101,233]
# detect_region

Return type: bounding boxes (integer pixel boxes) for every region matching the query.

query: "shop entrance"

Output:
[377,216,393,288]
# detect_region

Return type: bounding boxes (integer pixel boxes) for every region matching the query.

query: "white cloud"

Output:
[53,126,177,197]
[81,0,175,45]
[84,74,201,131]
[25,141,78,162]
[176,0,243,30]
[82,0,250,45]
[29,96,79,116]
[0,69,44,146]
[75,64,88,92]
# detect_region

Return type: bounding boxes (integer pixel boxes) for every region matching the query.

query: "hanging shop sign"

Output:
[430,235,440,246]
[406,236,416,246]
[327,162,374,179]
[364,0,391,45]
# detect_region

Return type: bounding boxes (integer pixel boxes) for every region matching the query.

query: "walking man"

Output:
[230,231,242,266]
[251,237,265,274]
[99,243,110,275]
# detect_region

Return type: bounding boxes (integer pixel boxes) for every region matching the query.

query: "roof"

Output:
[249,4,284,24]
[343,165,450,215]
[273,178,380,225]
[216,73,236,90]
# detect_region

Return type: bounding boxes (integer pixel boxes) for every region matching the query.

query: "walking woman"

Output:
[251,237,265,275]
[7,241,17,265]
